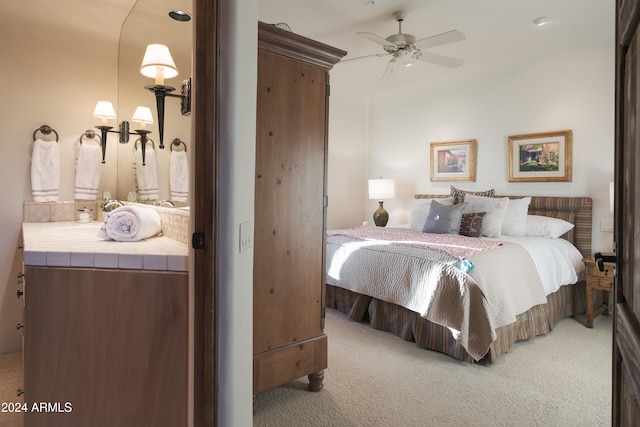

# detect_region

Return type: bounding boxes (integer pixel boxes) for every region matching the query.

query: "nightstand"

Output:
[583,257,614,328]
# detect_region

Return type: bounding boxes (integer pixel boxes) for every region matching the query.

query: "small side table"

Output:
[583,257,614,328]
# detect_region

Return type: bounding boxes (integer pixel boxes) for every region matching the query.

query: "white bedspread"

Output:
[326,229,584,360]
[484,235,585,294]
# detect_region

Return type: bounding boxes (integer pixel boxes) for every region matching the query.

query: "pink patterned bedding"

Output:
[327,227,502,260]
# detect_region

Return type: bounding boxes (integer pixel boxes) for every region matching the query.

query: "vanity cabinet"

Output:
[253,22,346,395]
[23,266,188,427]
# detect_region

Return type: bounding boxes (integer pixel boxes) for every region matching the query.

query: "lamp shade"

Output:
[132,106,154,125]
[610,181,614,214]
[368,178,395,200]
[92,101,116,120]
[140,44,178,84]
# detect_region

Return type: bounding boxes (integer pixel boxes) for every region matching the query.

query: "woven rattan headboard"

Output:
[415,194,593,257]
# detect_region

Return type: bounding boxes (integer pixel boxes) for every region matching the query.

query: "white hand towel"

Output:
[74,142,102,200]
[97,205,162,242]
[170,150,189,203]
[133,144,159,200]
[31,138,60,202]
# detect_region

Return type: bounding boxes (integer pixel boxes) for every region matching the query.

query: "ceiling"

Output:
[2,0,614,100]
[258,0,615,98]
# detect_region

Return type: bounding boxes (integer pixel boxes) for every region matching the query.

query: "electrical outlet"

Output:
[239,221,253,253]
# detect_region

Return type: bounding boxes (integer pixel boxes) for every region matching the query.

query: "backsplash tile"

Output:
[24,201,99,222]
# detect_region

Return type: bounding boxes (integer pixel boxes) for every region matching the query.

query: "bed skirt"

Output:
[326,282,587,363]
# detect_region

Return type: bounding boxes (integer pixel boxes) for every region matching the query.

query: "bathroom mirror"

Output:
[117,0,192,204]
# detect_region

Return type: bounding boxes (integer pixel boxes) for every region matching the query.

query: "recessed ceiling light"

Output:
[533,16,550,26]
[169,10,191,22]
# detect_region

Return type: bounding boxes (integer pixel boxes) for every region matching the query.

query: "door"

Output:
[613,0,640,424]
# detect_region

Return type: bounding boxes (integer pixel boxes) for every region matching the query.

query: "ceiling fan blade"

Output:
[340,52,391,63]
[382,57,398,79]
[414,30,466,50]
[357,32,396,48]
[413,51,464,68]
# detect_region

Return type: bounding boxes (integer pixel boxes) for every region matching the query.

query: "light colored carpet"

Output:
[254,309,612,427]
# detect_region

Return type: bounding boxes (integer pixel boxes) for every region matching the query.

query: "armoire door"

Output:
[253,49,329,353]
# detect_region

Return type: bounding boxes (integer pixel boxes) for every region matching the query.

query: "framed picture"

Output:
[430,139,477,182]
[508,130,572,182]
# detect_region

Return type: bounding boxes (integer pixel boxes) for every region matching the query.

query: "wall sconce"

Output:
[89,101,154,164]
[140,43,191,149]
[132,106,154,166]
[368,178,395,227]
[91,101,130,163]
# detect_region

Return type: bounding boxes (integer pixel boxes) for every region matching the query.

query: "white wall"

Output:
[218,0,257,425]
[328,40,615,253]
[327,93,369,229]
[0,8,124,355]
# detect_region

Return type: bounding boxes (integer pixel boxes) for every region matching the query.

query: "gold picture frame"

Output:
[430,139,477,182]
[508,130,572,182]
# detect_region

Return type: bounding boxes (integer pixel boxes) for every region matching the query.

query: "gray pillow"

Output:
[423,200,468,234]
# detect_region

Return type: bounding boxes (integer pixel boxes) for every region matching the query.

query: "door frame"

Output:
[613,0,640,424]
[193,0,219,425]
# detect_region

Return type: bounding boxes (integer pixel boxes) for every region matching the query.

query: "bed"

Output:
[325,194,592,363]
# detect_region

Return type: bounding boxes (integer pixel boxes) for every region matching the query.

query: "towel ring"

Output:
[170,138,187,152]
[80,130,102,145]
[134,138,155,150]
[33,124,59,142]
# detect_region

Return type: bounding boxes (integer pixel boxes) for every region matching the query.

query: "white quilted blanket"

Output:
[326,230,550,360]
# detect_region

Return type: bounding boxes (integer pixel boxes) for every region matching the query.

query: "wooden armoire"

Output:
[253,22,346,395]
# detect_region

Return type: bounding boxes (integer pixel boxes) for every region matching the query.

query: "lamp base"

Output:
[373,201,389,227]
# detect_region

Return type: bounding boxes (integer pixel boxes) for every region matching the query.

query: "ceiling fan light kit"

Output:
[348,11,466,79]
[533,16,550,26]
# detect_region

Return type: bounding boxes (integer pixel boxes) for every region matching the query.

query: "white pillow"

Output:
[463,194,510,238]
[501,197,531,236]
[525,215,575,238]
[409,197,454,231]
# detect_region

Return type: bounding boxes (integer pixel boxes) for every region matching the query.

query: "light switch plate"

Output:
[600,218,614,233]
[239,221,253,253]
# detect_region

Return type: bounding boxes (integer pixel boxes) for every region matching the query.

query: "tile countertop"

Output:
[22,221,188,272]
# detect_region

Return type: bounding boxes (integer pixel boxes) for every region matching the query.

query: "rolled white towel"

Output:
[97,205,162,242]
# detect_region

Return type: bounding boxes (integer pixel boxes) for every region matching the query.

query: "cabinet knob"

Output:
[16,389,24,396]
[16,289,24,299]
[16,323,24,330]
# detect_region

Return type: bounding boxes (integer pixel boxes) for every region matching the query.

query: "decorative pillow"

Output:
[462,194,509,238]
[423,200,468,234]
[501,197,531,236]
[408,197,454,231]
[450,185,495,204]
[525,215,575,238]
[459,212,486,237]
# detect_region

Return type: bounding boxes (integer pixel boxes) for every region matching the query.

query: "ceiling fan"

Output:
[345,11,466,79]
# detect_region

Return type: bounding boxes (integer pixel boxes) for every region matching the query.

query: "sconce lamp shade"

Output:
[368,178,395,227]
[368,178,395,200]
[93,101,116,122]
[140,44,178,85]
[132,106,154,124]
